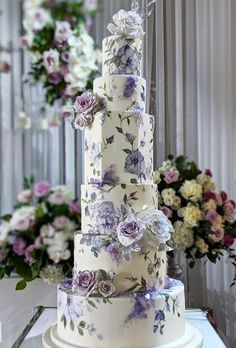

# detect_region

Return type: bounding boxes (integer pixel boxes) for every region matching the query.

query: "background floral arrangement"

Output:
[21,0,100,105]
[154,155,236,286]
[0,177,81,289]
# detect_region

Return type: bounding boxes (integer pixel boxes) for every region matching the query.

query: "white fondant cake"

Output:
[43,7,203,348]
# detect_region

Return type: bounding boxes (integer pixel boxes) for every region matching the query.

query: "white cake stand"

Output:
[42,323,203,348]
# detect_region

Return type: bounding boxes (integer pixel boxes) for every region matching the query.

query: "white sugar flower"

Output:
[107,9,144,40]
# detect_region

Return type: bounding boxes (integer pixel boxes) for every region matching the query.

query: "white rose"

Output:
[0,222,11,247]
[84,0,97,11]
[24,8,52,32]
[40,224,55,238]
[171,196,181,210]
[17,189,32,203]
[161,188,176,198]
[43,49,60,74]
[163,196,174,206]
[179,180,202,202]
[54,21,72,44]
[107,9,144,40]
[153,170,161,184]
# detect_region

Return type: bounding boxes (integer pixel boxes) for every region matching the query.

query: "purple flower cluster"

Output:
[123,76,138,98]
[115,45,140,75]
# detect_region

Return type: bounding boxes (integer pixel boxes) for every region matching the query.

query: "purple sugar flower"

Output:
[73,270,98,296]
[117,217,145,247]
[98,280,115,297]
[124,149,145,176]
[123,76,138,98]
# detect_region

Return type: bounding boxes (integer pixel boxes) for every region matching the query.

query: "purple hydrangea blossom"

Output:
[124,149,145,176]
[123,76,138,98]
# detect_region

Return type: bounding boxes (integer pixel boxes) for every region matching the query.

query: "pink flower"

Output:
[205,210,219,223]
[204,191,217,201]
[24,245,36,264]
[163,170,179,184]
[159,206,173,218]
[209,228,224,243]
[223,234,234,247]
[43,49,60,74]
[48,72,62,84]
[48,192,65,205]
[220,191,228,203]
[224,200,236,222]
[17,190,32,203]
[205,169,213,177]
[13,238,27,256]
[53,216,70,230]
[69,201,81,214]
[14,217,32,231]
[34,181,50,197]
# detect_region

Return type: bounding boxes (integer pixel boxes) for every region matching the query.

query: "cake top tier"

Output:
[102,9,145,77]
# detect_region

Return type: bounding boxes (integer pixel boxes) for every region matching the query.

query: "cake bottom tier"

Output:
[42,280,203,348]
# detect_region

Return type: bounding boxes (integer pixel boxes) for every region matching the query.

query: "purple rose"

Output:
[98,280,115,297]
[13,238,27,256]
[205,210,219,223]
[124,150,145,176]
[34,181,50,197]
[74,91,98,114]
[117,217,145,247]
[159,206,173,219]
[72,112,94,130]
[48,72,62,84]
[73,271,98,296]
[123,76,138,98]
[92,201,119,234]
[164,170,179,184]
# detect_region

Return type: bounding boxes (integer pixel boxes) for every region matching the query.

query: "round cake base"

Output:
[42,323,203,348]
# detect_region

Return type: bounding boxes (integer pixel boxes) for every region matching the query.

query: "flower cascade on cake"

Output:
[42,3,203,348]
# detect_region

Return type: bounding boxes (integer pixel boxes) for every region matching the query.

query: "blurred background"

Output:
[0,0,236,346]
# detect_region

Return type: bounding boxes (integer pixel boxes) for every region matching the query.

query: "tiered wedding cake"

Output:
[43,7,203,348]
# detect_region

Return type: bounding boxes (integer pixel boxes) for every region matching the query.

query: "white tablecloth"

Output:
[17,308,227,348]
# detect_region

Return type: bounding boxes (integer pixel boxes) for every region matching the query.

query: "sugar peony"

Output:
[117,217,145,247]
[73,270,98,296]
